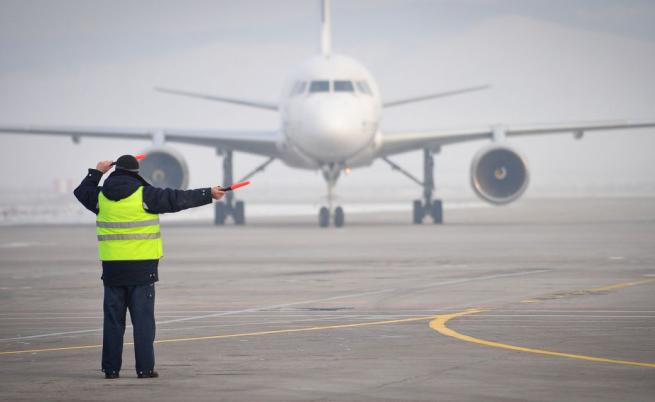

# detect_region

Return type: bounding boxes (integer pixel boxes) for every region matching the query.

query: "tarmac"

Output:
[0,197,654,401]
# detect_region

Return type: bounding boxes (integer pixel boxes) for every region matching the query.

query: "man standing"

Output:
[74,155,225,379]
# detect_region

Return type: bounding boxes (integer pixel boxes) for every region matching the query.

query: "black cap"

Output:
[115,155,139,172]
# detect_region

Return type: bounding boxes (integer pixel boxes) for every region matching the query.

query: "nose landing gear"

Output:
[318,164,345,228]
[318,205,345,228]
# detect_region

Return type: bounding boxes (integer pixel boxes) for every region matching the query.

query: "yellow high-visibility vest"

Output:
[96,186,163,261]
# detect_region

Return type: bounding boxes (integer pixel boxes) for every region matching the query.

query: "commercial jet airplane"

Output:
[1,0,654,227]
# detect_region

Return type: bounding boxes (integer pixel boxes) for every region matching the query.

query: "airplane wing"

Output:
[0,125,282,157]
[379,120,655,156]
[155,87,278,111]
[382,85,490,108]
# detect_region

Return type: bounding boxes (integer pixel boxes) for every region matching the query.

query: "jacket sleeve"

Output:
[142,186,213,214]
[73,168,103,214]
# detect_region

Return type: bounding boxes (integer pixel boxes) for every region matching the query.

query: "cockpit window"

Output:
[355,81,372,95]
[309,80,330,93]
[291,81,307,96]
[334,80,354,92]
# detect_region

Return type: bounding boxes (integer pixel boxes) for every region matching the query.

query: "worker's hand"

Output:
[211,186,226,200]
[96,160,114,174]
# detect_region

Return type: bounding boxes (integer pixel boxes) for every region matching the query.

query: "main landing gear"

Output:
[318,164,345,228]
[383,148,443,224]
[214,149,274,226]
[319,205,345,228]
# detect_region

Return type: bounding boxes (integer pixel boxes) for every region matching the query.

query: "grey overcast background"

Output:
[1,0,654,205]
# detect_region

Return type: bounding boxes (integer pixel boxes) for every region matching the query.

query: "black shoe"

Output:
[137,370,159,379]
[104,372,120,379]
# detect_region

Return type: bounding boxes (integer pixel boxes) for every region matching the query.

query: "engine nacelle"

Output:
[139,146,189,189]
[470,144,529,205]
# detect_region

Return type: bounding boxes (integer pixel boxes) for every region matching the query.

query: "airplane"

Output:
[1,0,654,227]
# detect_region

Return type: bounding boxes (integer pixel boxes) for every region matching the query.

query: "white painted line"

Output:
[0,269,551,342]
[402,269,551,296]
[155,315,376,333]
[0,241,56,248]
[0,289,393,341]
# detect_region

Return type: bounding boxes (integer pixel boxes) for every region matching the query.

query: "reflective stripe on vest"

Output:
[96,186,163,261]
[97,233,162,241]
[96,219,160,228]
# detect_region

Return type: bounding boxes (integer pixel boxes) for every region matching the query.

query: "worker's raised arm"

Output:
[142,186,224,214]
[73,160,113,214]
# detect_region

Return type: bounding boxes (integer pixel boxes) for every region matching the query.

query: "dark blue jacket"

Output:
[74,168,212,286]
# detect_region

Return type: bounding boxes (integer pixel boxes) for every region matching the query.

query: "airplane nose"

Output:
[298,98,371,160]
[307,101,359,136]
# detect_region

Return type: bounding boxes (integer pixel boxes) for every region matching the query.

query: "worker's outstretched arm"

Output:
[142,186,224,214]
[73,160,113,214]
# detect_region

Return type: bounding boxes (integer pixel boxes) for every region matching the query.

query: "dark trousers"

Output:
[102,283,156,375]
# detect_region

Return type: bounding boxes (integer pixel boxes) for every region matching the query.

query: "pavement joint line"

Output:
[520,278,655,304]
[590,278,655,292]
[429,309,655,369]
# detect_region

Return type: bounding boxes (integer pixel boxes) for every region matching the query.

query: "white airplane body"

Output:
[2,0,655,227]
[281,54,381,168]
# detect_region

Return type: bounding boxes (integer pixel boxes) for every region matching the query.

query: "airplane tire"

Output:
[334,206,345,228]
[234,201,245,225]
[430,199,443,224]
[214,202,226,225]
[319,207,330,228]
[412,200,423,224]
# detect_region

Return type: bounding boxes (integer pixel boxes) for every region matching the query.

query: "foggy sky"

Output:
[1,0,654,203]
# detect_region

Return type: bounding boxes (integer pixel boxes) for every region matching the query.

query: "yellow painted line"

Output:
[0,344,103,356]
[590,278,655,293]
[0,315,434,356]
[429,309,655,368]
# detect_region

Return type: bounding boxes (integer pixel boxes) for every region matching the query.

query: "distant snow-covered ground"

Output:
[0,191,493,226]
[2,184,654,226]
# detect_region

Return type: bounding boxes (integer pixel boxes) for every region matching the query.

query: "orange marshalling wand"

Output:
[222,180,251,191]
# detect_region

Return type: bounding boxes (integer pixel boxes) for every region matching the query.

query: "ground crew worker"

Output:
[73,155,225,379]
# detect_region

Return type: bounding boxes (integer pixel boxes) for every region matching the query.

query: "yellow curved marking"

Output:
[0,315,434,356]
[430,309,655,368]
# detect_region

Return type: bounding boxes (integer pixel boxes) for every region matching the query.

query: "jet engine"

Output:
[139,147,189,189]
[470,144,529,205]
